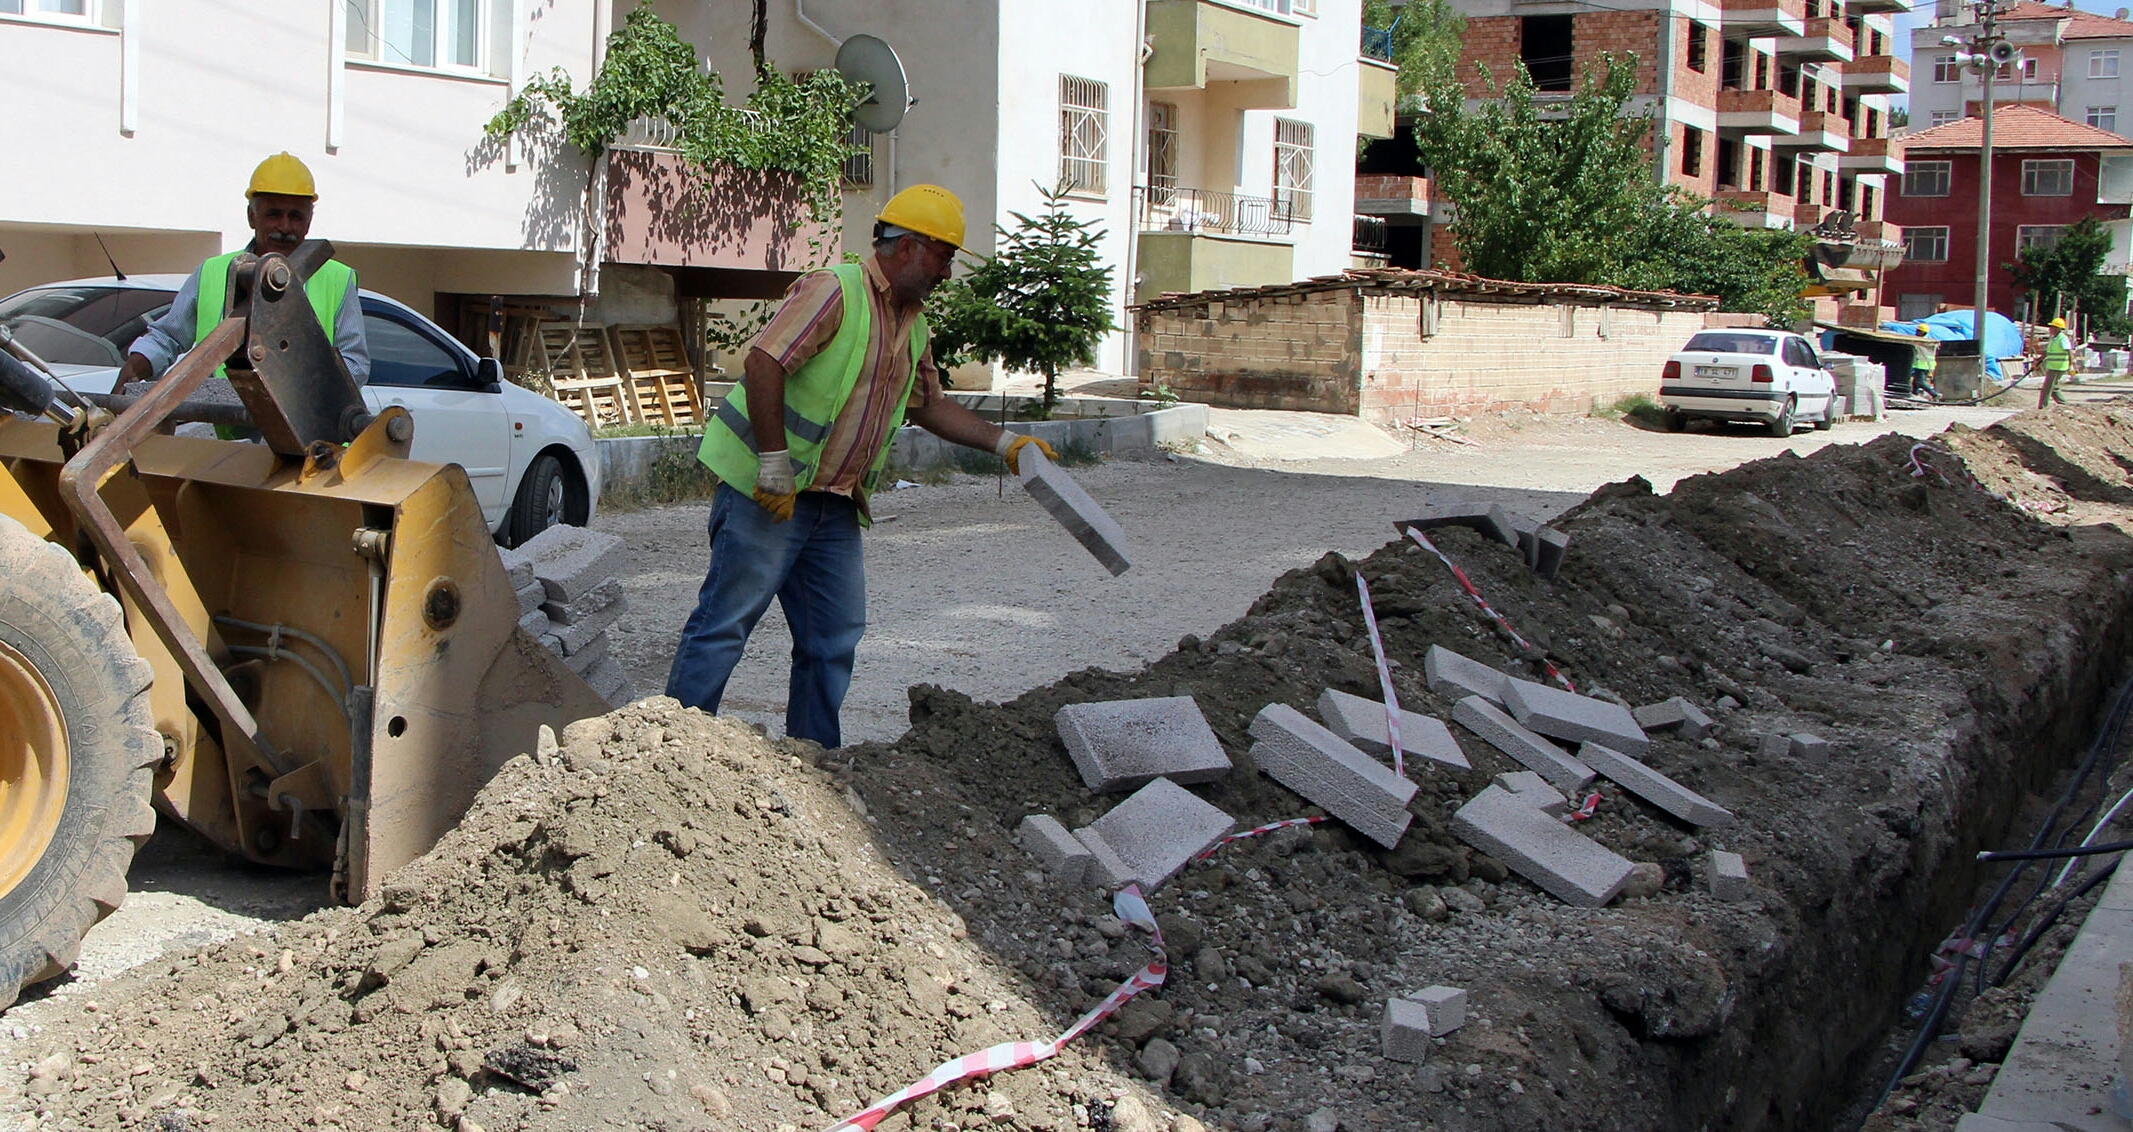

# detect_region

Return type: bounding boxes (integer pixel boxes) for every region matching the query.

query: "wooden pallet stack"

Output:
[609,325,704,429]
[504,321,703,430]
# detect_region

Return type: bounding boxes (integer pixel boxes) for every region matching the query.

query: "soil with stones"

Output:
[9,407,2133,1132]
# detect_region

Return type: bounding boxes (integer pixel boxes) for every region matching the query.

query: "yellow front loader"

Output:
[0,243,605,1006]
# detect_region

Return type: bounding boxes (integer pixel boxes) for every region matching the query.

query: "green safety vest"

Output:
[696,262,926,526]
[2045,330,2073,372]
[193,250,356,380]
[1917,345,1936,374]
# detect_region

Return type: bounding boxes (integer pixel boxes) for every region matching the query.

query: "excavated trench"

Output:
[836,406,2133,1132]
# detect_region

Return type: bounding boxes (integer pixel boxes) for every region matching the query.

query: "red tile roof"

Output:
[1997,1,2133,39]
[1899,104,2133,151]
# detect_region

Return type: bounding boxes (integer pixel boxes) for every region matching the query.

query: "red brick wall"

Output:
[1457,16,1519,91]
[1670,15,1719,109]
[1572,10,1662,93]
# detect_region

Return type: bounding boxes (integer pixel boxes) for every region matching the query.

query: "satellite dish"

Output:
[836,34,910,133]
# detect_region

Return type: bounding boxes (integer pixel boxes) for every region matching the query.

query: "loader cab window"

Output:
[362,304,477,389]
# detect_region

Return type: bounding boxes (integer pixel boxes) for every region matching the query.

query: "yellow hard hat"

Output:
[877,185,967,252]
[2051,317,2069,329]
[1915,325,1931,336]
[247,152,317,200]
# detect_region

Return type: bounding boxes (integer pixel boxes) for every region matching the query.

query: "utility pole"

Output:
[1947,0,2012,365]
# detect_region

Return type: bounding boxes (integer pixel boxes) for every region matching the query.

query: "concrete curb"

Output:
[593,401,1210,499]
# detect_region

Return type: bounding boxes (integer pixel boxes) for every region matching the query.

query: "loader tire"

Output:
[0,514,159,1008]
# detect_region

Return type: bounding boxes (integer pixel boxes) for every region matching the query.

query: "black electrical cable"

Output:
[1874,672,2133,1108]
[1990,860,2120,988]
[1978,839,2133,863]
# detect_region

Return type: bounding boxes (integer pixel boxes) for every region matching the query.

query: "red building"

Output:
[1886,105,2133,322]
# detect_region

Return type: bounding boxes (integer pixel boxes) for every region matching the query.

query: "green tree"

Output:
[1363,0,1466,106]
[2009,217,2132,334]
[928,184,1117,413]
[1414,53,1812,323]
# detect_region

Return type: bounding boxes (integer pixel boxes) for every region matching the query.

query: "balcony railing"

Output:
[1134,185,1300,238]
[1362,25,1393,61]
[1353,215,1389,254]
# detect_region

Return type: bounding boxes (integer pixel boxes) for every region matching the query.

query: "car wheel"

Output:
[1767,396,1796,438]
[507,452,572,548]
[1664,410,1687,433]
[1812,397,1834,431]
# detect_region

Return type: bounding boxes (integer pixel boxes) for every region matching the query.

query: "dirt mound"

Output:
[837,410,2133,1132]
[0,701,1171,1132]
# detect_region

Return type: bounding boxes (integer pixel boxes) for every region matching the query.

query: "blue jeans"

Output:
[664,485,867,747]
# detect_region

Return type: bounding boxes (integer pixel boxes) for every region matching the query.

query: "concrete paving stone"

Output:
[1789,733,1831,768]
[1451,696,1597,794]
[1055,696,1232,793]
[1393,502,1516,548]
[1015,815,1091,885]
[1077,778,1235,892]
[1630,697,1714,741]
[1501,676,1650,756]
[1074,827,1139,891]
[1759,733,1792,761]
[1017,448,1132,576]
[1381,997,1431,1063]
[1954,1116,2065,1132]
[515,581,547,617]
[521,524,627,604]
[562,631,609,676]
[1709,850,1750,902]
[1450,785,1636,907]
[497,545,535,591]
[553,602,624,655]
[584,655,631,706]
[1409,985,1467,1035]
[543,577,627,626]
[1491,771,1568,817]
[1316,688,1471,769]
[1424,645,1512,706]
[1248,703,1418,849]
[1531,526,1569,580]
[1576,742,1735,828]
[516,608,551,639]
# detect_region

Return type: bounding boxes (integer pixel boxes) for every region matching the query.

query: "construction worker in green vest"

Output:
[1910,325,1940,401]
[2039,316,2072,407]
[666,184,1057,748]
[119,152,368,391]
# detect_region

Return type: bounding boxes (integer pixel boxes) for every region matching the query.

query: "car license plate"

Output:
[1694,365,1733,379]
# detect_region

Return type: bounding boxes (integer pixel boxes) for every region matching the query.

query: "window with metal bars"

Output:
[842,124,874,187]
[1058,75,1109,195]
[1274,118,1315,222]
[1147,102,1179,205]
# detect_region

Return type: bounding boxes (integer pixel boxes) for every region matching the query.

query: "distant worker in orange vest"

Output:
[119,152,368,391]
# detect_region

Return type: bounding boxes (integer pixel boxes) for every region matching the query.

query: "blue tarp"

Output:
[1878,311,2025,379]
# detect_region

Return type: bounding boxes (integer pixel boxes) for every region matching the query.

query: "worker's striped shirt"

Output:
[752,257,942,497]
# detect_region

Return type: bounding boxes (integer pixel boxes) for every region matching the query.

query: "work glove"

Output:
[753,450,796,522]
[994,433,1058,475]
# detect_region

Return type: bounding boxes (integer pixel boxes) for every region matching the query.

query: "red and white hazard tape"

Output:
[1354,573,1408,778]
[824,886,1168,1132]
[1400,527,1577,693]
[1565,792,1601,822]
[1193,815,1330,862]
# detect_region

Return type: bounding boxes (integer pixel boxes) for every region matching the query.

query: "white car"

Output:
[1658,328,1839,437]
[0,275,600,546]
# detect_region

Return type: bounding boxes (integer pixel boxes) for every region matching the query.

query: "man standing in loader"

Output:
[666,185,1053,748]
[118,152,368,388]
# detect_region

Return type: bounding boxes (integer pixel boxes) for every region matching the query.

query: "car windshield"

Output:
[1683,332,1779,355]
[0,285,173,367]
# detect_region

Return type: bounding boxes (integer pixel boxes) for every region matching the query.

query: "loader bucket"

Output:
[0,410,608,902]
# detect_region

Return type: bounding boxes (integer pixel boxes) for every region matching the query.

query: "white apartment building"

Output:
[1910,1,2133,134]
[669,0,1388,375]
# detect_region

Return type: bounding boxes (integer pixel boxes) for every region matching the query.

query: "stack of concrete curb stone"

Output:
[499,526,635,707]
[1396,500,1569,580]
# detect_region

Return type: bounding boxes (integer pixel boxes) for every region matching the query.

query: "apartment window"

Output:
[1898,294,1942,321]
[1774,153,1798,197]
[1862,184,1877,218]
[0,1,91,18]
[1904,159,1952,196]
[2018,224,2068,252]
[1840,174,1856,211]
[842,125,874,187]
[2095,49,2122,78]
[1146,101,1179,205]
[1995,57,2038,82]
[1291,0,1317,14]
[1686,20,1709,73]
[1778,62,1801,98]
[1750,147,1766,191]
[1058,75,1109,196]
[2022,158,2075,196]
[1822,167,1835,206]
[1520,15,1574,92]
[1274,118,1316,221]
[1717,137,1742,189]
[346,0,484,70]
[2093,106,2121,132]
[1933,55,1960,83]
[1722,39,1746,89]
[1930,110,1961,127]
[1906,227,1950,262]
[1680,126,1705,177]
